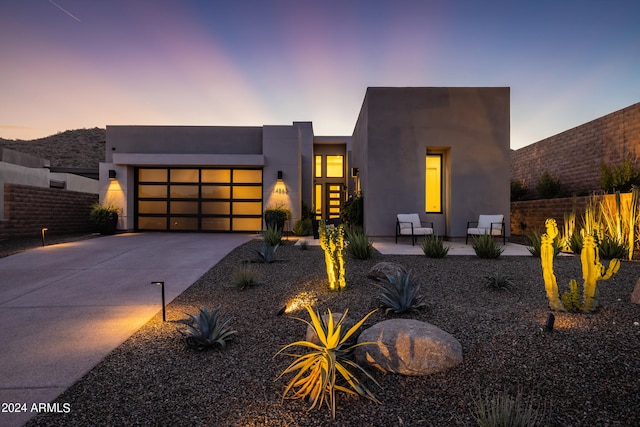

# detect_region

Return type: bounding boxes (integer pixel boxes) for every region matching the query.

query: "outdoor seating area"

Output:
[466,214,506,244]
[395,213,433,245]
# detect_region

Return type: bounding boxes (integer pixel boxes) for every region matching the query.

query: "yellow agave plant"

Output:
[275,305,380,419]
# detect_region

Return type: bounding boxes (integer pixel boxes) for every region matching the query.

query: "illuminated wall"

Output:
[351,87,510,238]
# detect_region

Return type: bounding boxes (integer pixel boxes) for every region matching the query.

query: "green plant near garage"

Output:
[178,305,237,351]
[472,234,503,259]
[248,241,281,263]
[263,224,283,246]
[229,264,262,289]
[421,235,449,258]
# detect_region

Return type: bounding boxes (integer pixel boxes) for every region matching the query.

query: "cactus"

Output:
[541,219,565,311]
[319,221,346,291]
[541,218,621,312]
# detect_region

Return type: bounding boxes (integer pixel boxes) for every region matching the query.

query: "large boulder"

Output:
[355,319,463,376]
[367,262,407,282]
[631,278,640,305]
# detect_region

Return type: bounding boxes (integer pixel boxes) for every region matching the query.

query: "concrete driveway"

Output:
[0,232,253,427]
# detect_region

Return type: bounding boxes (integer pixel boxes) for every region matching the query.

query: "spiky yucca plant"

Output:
[472,390,549,427]
[178,306,237,351]
[263,224,283,246]
[483,267,517,292]
[421,235,449,258]
[229,264,261,289]
[346,227,374,259]
[472,233,504,259]
[248,241,280,263]
[275,306,380,419]
[376,270,426,314]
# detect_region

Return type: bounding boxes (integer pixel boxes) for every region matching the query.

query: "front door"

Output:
[313,145,347,220]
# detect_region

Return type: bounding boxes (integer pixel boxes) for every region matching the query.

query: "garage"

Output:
[136,167,263,232]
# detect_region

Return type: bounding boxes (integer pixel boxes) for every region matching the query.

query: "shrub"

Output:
[293,218,313,236]
[483,267,516,292]
[598,235,628,260]
[263,224,282,246]
[229,265,261,289]
[510,180,529,201]
[341,195,363,228]
[298,239,309,250]
[275,306,380,419]
[472,390,549,427]
[346,227,374,259]
[376,270,426,314]
[600,158,639,193]
[178,306,237,351]
[526,229,561,258]
[536,171,567,199]
[421,235,449,258]
[472,234,503,259]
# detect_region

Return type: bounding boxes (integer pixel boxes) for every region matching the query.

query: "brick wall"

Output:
[1,183,98,238]
[511,102,640,197]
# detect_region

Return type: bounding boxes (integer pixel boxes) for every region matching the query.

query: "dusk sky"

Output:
[1,1,638,149]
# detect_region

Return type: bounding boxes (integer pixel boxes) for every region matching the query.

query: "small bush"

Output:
[526,229,561,258]
[569,232,583,254]
[483,267,516,292]
[472,390,549,427]
[536,171,567,199]
[598,235,627,260]
[510,180,529,201]
[346,227,374,259]
[298,239,309,250]
[293,218,313,236]
[263,224,282,246]
[472,234,503,259]
[229,265,261,289]
[600,158,639,193]
[421,235,449,258]
[341,196,363,228]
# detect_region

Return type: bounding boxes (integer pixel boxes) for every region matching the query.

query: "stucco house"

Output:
[100,87,510,239]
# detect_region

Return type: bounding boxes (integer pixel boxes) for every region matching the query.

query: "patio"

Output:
[295,236,532,256]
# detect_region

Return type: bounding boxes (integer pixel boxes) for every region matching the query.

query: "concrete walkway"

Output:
[297,236,532,256]
[0,232,253,427]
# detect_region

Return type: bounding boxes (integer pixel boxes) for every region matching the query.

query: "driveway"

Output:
[0,232,253,427]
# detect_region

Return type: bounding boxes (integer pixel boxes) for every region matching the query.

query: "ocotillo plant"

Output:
[541,218,621,312]
[319,220,346,291]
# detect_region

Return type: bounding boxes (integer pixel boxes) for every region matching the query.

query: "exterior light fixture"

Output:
[273,170,288,195]
[544,313,555,332]
[108,169,117,180]
[151,281,166,321]
[276,305,287,316]
[41,228,48,247]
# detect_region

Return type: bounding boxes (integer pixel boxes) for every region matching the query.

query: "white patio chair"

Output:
[396,213,433,246]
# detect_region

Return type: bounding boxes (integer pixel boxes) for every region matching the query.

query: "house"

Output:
[100,87,510,239]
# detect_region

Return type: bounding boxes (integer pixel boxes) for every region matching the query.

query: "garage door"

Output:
[136,168,263,232]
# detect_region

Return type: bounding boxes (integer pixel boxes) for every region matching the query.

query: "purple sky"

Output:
[1,0,638,149]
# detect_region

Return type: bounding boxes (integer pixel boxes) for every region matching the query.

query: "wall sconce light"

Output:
[273,170,288,194]
[41,228,48,247]
[351,167,359,177]
[151,281,166,322]
[108,169,117,180]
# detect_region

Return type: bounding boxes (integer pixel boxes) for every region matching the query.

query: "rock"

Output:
[367,262,407,282]
[631,278,640,305]
[355,319,463,376]
[305,312,355,345]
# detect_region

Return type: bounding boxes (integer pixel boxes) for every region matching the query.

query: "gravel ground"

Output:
[22,238,640,426]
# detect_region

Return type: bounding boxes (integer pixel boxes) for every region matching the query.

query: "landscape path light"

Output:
[151,281,166,322]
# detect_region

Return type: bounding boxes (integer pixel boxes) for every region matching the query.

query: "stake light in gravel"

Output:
[283,291,318,314]
[151,281,166,322]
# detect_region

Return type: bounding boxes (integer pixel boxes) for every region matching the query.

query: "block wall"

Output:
[511,102,640,196]
[1,183,98,238]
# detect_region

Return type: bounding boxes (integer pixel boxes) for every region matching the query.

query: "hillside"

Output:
[0,128,105,168]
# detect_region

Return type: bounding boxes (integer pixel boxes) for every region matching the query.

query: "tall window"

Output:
[425,154,442,213]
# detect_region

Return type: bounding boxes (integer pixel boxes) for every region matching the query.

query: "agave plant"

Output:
[376,270,426,314]
[275,306,380,419]
[178,306,237,351]
[248,241,280,263]
[421,235,449,258]
[472,233,504,259]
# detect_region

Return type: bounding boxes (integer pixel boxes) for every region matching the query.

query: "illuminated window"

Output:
[315,184,322,216]
[326,155,344,178]
[425,154,442,213]
[315,156,322,178]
